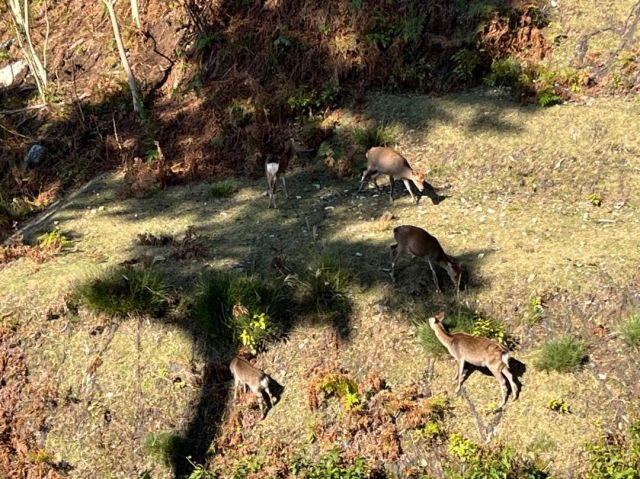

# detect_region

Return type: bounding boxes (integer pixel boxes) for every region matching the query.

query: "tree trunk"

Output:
[6,0,49,102]
[103,0,141,114]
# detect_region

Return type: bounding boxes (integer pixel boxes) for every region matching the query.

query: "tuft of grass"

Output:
[143,432,191,467]
[417,310,475,357]
[75,267,167,318]
[535,336,585,373]
[292,254,353,315]
[620,311,640,348]
[350,123,397,151]
[210,178,238,198]
[190,272,289,349]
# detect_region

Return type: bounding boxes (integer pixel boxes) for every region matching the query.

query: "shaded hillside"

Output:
[1,0,559,239]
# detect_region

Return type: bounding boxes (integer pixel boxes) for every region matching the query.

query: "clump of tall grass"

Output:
[190,272,289,351]
[75,266,167,317]
[350,123,397,151]
[210,178,238,198]
[620,311,640,348]
[535,336,585,373]
[291,254,353,315]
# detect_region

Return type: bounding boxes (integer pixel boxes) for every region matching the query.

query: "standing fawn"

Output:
[229,356,277,418]
[390,225,461,293]
[266,138,295,209]
[358,147,426,204]
[429,312,518,409]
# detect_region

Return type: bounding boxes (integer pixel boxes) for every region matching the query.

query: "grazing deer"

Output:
[229,356,277,418]
[429,312,518,409]
[390,225,461,293]
[358,147,426,204]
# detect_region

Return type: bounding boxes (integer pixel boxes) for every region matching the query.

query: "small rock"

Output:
[355,252,362,257]
[22,144,46,170]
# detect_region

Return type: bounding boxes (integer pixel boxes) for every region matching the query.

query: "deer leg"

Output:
[388,176,395,201]
[262,376,276,405]
[427,260,442,293]
[502,365,519,401]
[281,175,289,198]
[454,359,466,392]
[358,169,371,192]
[489,364,509,409]
[233,376,239,400]
[403,179,417,204]
[372,175,381,193]
[390,243,404,282]
[268,176,277,209]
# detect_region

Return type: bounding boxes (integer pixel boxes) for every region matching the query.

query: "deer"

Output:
[229,356,277,418]
[266,138,294,209]
[358,147,426,204]
[428,312,519,409]
[266,137,313,209]
[390,225,461,293]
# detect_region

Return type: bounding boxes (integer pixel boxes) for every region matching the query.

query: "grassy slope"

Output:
[2,90,639,477]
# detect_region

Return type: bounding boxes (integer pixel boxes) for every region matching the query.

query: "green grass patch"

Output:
[190,272,290,351]
[350,123,397,151]
[74,266,167,318]
[210,178,238,198]
[291,254,353,315]
[535,336,585,373]
[143,432,191,467]
[620,311,640,348]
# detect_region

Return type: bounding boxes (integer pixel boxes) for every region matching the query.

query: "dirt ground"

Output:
[1,90,640,478]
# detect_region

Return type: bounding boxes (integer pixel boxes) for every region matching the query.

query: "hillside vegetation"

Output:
[1,1,640,478]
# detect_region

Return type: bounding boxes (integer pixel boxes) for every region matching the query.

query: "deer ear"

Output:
[434,312,445,322]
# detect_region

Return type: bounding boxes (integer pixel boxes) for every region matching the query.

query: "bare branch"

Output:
[131,0,140,28]
[0,104,48,117]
